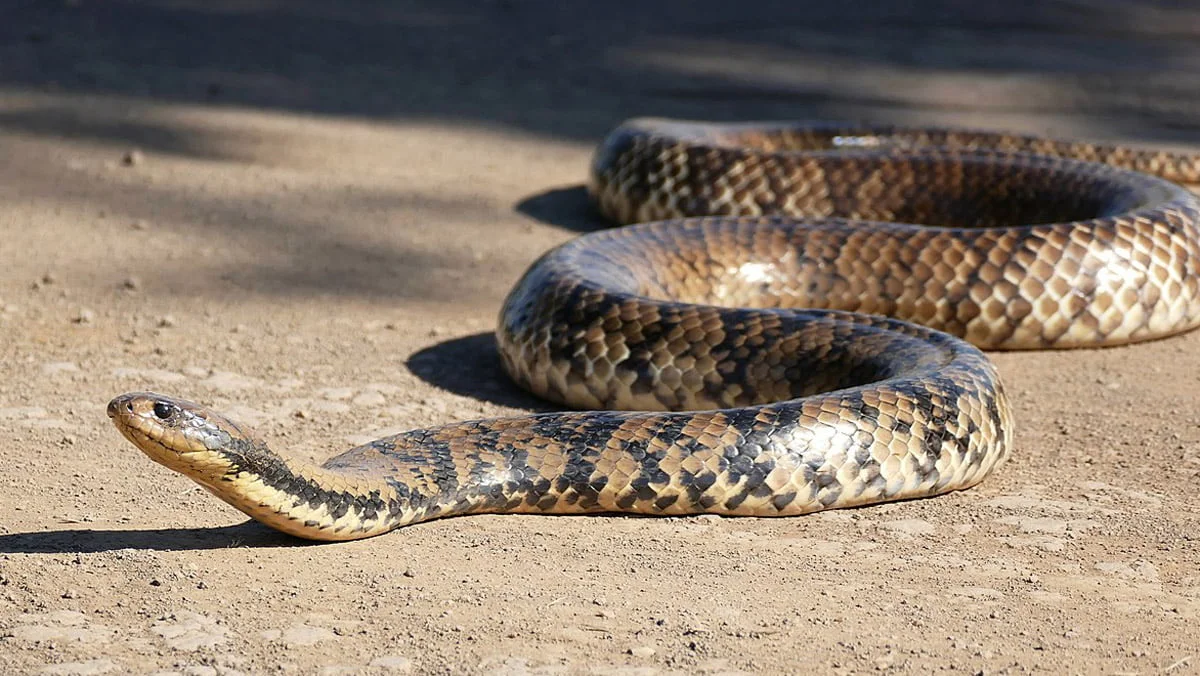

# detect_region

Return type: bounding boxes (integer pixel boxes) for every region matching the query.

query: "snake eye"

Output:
[152,402,174,420]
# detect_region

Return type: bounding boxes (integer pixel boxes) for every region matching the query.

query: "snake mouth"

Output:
[108,392,165,423]
[109,395,249,496]
[108,392,213,457]
[109,419,191,476]
[108,393,165,437]
[108,405,181,464]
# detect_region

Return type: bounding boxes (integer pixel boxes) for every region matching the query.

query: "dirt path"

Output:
[1,2,1198,674]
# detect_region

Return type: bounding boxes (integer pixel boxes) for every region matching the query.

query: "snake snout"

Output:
[107,393,146,421]
[107,393,192,436]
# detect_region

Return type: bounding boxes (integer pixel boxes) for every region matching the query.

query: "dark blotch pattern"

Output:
[112,120,1200,540]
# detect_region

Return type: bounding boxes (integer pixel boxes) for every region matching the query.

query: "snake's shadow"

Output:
[406,185,608,408]
[0,523,311,553]
[406,332,552,411]
[409,182,623,408]
[514,185,609,232]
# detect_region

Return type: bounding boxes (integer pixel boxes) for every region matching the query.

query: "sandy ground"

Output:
[1,1,1199,674]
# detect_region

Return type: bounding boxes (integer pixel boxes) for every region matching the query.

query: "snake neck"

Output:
[186,436,416,541]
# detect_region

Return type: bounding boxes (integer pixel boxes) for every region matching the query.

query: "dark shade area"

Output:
[3,0,1200,153]
[0,524,301,553]
[406,331,551,410]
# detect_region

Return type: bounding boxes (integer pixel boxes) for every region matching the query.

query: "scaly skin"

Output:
[107,120,1200,540]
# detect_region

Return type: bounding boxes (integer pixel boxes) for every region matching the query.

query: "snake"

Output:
[107,118,1200,541]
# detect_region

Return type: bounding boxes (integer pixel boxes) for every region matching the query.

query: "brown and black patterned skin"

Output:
[108,119,1200,541]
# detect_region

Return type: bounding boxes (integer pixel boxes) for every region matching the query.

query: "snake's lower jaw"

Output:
[112,424,182,473]
[107,392,234,478]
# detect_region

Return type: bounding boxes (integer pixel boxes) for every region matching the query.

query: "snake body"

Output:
[108,119,1200,541]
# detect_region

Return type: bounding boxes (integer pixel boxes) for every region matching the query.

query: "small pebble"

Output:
[158,315,177,328]
[352,391,386,407]
[42,361,79,375]
[122,149,144,166]
[73,308,96,325]
[122,277,140,291]
[41,659,117,675]
[369,655,413,672]
[402,568,416,578]
[61,588,79,599]
[628,646,656,658]
[131,219,149,230]
[321,388,355,401]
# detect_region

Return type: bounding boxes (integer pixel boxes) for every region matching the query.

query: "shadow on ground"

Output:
[4,0,1200,156]
[0,523,306,553]
[515,185,609,232]
[4,1,1199,305]
[406,332,551,410]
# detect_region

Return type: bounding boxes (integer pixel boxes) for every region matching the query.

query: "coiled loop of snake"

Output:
[108,119,1200,540]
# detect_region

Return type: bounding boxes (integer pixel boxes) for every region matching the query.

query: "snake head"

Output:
[107,392,257,482]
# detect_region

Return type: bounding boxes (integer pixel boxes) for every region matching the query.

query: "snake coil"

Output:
[109,119,1200,540]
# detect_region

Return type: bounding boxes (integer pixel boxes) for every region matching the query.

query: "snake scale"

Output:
[109,119,1200,541]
